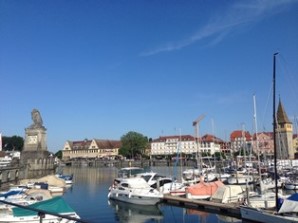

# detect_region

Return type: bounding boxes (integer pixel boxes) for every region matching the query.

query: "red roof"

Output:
[152,135,195,142]
[230,130,252,141]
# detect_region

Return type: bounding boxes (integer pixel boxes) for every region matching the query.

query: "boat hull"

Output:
[108,190,161,205]
[240,206,298,223]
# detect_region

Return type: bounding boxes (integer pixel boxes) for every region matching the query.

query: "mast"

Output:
[253,94,263,193]
[273,52,279,212]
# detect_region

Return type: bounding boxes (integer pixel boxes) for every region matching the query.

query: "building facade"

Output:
[150,134,223,158]
[62,139,121,160]
[252,132,274,156]
[230,130,252,153]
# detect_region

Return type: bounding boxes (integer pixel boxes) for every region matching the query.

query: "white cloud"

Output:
[140,0,296,56]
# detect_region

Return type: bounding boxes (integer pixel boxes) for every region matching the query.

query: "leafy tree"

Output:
[214,151,226,160]
[119,131,149,159]
[55,150,62,159]
[2,135,24,151]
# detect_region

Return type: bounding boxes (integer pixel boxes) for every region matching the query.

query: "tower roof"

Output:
[277,99,291,124]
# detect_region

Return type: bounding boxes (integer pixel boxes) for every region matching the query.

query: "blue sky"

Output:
[1,0,298,153]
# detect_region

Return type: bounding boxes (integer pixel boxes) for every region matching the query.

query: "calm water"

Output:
[61,166,242,223]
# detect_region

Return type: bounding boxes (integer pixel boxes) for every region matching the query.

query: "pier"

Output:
[163,195,241,218]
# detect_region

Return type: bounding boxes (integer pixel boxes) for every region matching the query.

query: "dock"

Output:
[163,195,241,219]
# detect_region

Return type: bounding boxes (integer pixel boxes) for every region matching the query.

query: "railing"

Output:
[0,199,89,223]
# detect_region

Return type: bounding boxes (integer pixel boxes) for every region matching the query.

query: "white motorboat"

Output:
[136,172,186,196]
[108,177,163,205]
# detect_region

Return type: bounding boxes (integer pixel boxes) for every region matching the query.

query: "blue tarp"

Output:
[0,190,23,198]
[287,193,298,201]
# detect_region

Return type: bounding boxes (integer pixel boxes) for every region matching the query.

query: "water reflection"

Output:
[216,214,242,223]
[108,199,163,223]
[185,209,209,223]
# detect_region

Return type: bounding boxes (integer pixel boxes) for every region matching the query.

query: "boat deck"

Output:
[163,194,241,218]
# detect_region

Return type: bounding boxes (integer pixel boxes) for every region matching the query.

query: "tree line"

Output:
[1,135,24,151]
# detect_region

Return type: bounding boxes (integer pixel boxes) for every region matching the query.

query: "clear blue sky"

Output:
[1,0,298,153]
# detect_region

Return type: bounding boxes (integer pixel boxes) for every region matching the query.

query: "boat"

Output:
[185,177,224,200]
[247,191,289,209]
[210,184,246,204]
[226,173,254,185]
[136,171,186,196]
[240,205,298,223]
[108,177,163,205]
[182,165,218,185]
[0,188,27,200]
[117,167,145,178]
[32,182,65,194]
[56,173,74,185]
[0,196,80,223]
[284,178,298,190]
[0,188,53,209]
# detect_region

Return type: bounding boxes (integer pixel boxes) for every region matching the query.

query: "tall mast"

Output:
[273,52,279,212]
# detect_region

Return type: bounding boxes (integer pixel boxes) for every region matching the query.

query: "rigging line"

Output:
[261,82,273,132]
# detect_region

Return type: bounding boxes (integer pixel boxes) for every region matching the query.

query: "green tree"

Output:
[2,135,24,151]
[119,131,149,159]
[214,151,226,160]
[55,150,62,159]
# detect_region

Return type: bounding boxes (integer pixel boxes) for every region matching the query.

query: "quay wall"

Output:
[0,166,23,190]
[64,158,198,168]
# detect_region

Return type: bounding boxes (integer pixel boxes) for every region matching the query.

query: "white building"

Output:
[151,134,222,157]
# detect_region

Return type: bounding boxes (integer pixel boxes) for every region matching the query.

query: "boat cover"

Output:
[278,193,298,214]
[0,190,24,199]
[12,196,75,217]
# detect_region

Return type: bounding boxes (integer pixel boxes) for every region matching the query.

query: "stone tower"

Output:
[21,109,55,178]
[276,99,294,159]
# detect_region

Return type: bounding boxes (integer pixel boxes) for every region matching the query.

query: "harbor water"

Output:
[61,166,242,223]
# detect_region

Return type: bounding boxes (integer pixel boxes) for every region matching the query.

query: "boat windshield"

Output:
[118,167,144,178]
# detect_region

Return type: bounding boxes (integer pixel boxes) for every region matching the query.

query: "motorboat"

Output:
[56,173,74,185]
[108,177,163,205]
[136,171,186,196]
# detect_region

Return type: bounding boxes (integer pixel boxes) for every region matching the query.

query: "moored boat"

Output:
[0,196,80,223]
[108,177,163,205]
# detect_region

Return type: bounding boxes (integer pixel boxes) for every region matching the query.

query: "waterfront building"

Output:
[151,135,196,157]
[150,134,223,158]
[230,130,252,153]
[200,134,222,155]
[251,132,274,156]
[62,139,121,160]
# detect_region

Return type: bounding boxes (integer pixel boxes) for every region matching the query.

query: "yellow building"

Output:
[62,139,121,161]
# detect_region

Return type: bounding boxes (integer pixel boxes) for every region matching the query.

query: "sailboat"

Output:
[240,53,298,222]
